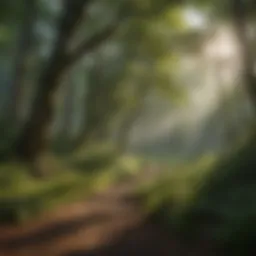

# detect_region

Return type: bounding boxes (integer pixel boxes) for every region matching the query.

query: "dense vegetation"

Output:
[0,0,255,254]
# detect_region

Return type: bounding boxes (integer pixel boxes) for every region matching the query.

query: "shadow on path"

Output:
[0,175,219,256]
[0,213,109,250]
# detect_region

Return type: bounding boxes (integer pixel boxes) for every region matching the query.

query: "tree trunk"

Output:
[14,0,121,176]
[15,1,88,176]
[10,0,37,124]
[15,64,66,177]
[61,75,75,139]
[116,84,149,155]
[231,0,256,109]
[71,65,100,150]
[72,63,121,151]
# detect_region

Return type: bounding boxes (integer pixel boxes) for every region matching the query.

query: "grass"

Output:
[140,154,217,218]
[141,132,256,253]
[0,145,143,224]
[183,134,256,253]
[0,165,89,222]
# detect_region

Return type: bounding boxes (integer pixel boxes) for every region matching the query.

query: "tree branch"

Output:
[58,0,89,46]
[66,22,120,65]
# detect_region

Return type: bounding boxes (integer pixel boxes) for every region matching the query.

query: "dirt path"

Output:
[0,176,217,256]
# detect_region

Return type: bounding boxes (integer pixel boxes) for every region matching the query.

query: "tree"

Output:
[74,5,193,154]
[15,0,119,176]
[9,0,38,123]
[230,0,256,110]
[61,73,76,139]
[13,0,203,175]
[72,5,189,154]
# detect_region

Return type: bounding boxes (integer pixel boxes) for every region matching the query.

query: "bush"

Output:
[144,133,256,252]
[0,146,138,224]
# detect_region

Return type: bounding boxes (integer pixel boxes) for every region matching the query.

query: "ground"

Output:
[0,173,218,256]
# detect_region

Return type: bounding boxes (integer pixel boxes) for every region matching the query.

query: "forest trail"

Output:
[0,172,216,256]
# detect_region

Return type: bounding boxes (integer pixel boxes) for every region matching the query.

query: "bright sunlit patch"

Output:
[183,8,206,29]
[203,26,239,59]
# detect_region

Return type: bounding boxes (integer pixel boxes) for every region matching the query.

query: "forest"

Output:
[0,0,255,255]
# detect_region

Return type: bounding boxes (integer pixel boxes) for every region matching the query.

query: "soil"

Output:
[0,174,218,256]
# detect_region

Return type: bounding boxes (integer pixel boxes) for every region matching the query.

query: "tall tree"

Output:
[61,74,76,139]
[73,5,189,153]
[15,0,119,176]
[231,0,256,110]
[9,0,38,123]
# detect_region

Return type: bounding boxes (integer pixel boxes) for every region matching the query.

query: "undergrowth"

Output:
[142,133,256,253]
[0,145,142,224]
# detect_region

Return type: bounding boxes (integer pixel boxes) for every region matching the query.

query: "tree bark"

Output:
[14,0,89,176]
[62,75,75,139]
[72,64,121,150]
[71,63,105,150]
[10,0,37,123]
[14,0,120,176]
[231,0,256,109]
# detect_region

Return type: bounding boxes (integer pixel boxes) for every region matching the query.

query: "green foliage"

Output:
[189,0,255,22]
[182,134,256,247]
[52,0,207,151]
[0,25,11,44]
[0,144,141,224]
[126,0,181,19]
[108,5,191,124]
[0,117,19,161]
[140,154,217,217]
[0,1,16,24]
[0,164,89,222]
[142,132,256,252]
